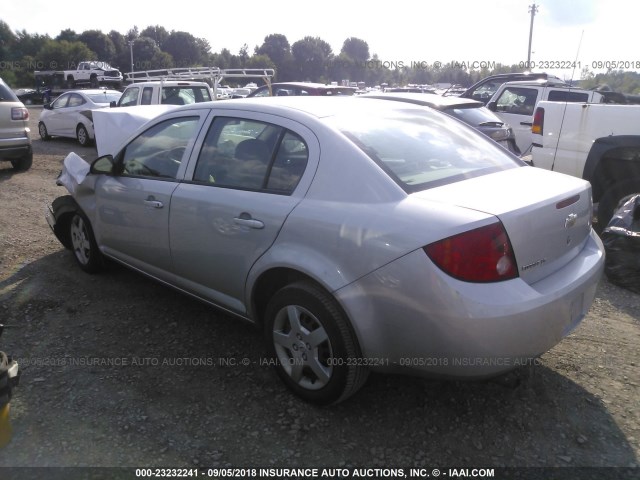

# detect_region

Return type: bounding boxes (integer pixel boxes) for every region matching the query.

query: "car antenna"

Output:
[551,29,584,171]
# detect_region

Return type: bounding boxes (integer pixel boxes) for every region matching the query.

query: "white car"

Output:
[38,89,122,146]
[47,97,604,405]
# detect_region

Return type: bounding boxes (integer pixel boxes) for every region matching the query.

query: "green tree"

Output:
[79,30,116,62]
[37,39,95,71]
[291,36,333,82]
[56,29,78,43]
[140,25,169,47]
[341,37,369,63]
[162,31,206,67]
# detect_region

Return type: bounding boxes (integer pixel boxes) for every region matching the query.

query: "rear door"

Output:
[169,112,318,314]
[492,86,540,153]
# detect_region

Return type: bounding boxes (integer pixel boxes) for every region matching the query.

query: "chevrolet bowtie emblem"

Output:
[565,213,578,228]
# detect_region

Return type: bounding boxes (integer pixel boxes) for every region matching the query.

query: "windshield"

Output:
[331,107,520,192]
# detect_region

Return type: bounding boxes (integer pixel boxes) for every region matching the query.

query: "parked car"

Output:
[14,88,49,105]
[247,82,356,97]
[38,89,122,146]
[46,97,604,405]
[361,92,521,154]
[230,88,252,98]
[460,72,565,105]
[114,81,212,107]
[0,78,32,171]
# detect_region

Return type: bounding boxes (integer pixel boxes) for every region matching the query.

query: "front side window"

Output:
[52,94,70,109]
[331,107,519,193]
[495,87,538,116]
[119,116,199,179]
[193,117,308,194]
[119,87,139,107]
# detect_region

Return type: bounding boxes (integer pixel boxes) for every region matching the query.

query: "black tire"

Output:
[597,179,640,231]
[10,151,33,171]
[263,280,369,405]
[76,124,90,146]
[90,75,99,88]
[66,77,75,89]
[68,211,102,273]
[38,122,50,141]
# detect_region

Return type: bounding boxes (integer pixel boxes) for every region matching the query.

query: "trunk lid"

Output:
[413,166,593,284]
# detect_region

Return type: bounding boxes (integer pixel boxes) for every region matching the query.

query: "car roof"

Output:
[125,81,210,87]
[360,92,483,109]
[500,79,577,88]
[63,89,122,95]
[164,95,429,120]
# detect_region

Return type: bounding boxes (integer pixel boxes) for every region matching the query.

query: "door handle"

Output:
[234,214,264,229]
[144,196,163,209]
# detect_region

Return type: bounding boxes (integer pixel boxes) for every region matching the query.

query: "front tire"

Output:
[38,122,50,141]
[264,281,369,405]
[597,179,640,230]
[69,211,102,273]
[76,124,90,146]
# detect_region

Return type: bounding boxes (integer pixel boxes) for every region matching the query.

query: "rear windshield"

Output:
[162,86,212,105]
[445,106,504,126]
[332,108,519,192]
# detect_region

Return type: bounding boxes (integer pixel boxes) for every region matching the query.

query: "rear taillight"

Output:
[11,107,28,121]
[532,107,544,135]
[424,221,518,282]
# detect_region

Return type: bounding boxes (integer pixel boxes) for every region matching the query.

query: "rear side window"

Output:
[193,117,308,194]
[332,108,518,193]
[548,90,589,102]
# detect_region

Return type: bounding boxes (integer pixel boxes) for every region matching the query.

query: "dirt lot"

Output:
[0,107,638,477]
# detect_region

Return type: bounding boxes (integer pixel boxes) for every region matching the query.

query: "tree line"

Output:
[1,20,638,93]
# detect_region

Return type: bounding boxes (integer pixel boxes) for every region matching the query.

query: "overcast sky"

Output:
[2,0,637,79]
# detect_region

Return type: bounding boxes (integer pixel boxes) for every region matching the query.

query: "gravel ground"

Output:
[0,108,638,479]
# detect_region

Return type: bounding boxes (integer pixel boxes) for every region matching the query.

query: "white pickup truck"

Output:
[63,61,123,88]
[531,100,640,227]
[487,80,603,154]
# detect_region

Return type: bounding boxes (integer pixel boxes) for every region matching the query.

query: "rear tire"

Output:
[263,280,369,405]
[69,211,102,273]
[10,151,33,171]
[597,179,640,231]
[76,125,90,146]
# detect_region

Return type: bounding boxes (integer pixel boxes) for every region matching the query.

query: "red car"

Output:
[247,82,356,97]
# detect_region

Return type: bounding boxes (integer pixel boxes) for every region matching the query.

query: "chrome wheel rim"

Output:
[77,127,87,145]
[70,215,91,265]
[272,305,333,390]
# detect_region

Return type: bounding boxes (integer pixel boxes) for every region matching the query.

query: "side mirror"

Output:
[487,101,497,112]
[110,101,117,108]
[43,103,53,110]
[90,155,116,175]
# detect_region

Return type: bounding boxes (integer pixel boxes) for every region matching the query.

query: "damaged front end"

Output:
[45,152,97,249]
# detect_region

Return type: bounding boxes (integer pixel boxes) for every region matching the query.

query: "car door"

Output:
[169,113,318,314]
[44,93,71,135]
[492,86,540,153]
[93,111,207,280]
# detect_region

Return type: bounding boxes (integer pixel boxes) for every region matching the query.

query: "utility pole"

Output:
[128,40,135,76]
[527,4,538,68]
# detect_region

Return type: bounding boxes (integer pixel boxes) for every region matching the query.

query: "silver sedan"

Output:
[46,97,604,405]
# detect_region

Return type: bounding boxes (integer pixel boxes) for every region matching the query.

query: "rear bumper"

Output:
[0,139,31,160]
[336,230,605,378]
